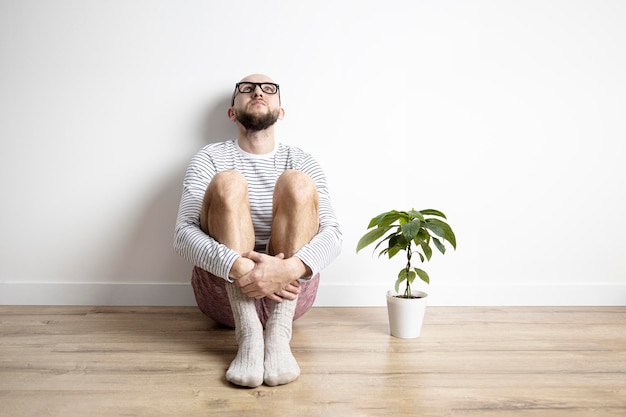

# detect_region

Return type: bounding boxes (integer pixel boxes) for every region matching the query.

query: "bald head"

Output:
[230,74,281,107]
[240,73,275,83]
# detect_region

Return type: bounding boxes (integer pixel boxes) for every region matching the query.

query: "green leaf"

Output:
[426,218,457,249]
[420,209,446,218]
[407,270,416,284]
[414,268,430,284]
[407,209,426,222]
[388,234,408,251]
[396,211,412,223]
[374,211,403,228]
[387,246,401,259]
[419,240,433,261]
[367,212,388,228]
[432,237,446,254]
[424,222,445,239]
[395,269,412,293]
[394,277,402,293]
[373,231,399,253]
[401,219,421,241]
[356,226,390,253]
[417,228,430,242]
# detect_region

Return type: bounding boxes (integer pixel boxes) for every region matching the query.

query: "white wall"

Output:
[1,0,624,306]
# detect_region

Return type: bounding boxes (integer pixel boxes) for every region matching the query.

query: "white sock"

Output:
[264,297,300,386]
[224,284,264,387]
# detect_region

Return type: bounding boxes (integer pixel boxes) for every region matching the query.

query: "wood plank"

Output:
[1,306,624,417]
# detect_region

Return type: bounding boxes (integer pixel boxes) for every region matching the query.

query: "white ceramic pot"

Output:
[386,290,428,338]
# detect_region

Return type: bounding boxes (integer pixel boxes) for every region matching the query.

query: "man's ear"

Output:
[278,107,285,120]
[227,107,237,121]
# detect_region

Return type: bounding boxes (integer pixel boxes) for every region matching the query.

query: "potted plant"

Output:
[356,209,456,338]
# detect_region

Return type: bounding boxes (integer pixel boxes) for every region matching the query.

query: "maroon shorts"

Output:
[191,266,320,328]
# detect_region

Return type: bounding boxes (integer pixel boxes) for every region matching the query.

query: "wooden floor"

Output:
[0,306,624,417]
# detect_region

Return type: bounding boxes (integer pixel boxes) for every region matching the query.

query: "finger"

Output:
[235,278,249,289]
[239,283,253,294]
[279,290,297,301]
[244,251,263,262]
[284,283,301,294]
[242,287,263,299]
[267,293,284,303]
[284,286,300,295]
[238,279,259,293]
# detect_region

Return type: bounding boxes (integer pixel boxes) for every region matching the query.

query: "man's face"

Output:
[230,76,283,131]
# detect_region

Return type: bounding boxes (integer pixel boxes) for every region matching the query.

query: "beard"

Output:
[236,107,280,131]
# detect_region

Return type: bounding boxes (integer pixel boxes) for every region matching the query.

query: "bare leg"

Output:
[264,170,319,386]
[201,170,255,253]
[201,170,262,387]
[269,170,319,258]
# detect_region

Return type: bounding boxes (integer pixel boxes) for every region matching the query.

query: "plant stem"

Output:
[404,242,412,298]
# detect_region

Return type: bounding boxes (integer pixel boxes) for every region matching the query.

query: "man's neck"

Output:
[237,126,276,154]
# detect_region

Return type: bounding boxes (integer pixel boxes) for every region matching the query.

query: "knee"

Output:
[207,170,248,202]
[275,170,318,205]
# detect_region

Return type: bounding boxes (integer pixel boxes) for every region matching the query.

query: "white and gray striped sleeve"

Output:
[292,154,343,279]
[173,148,239,281]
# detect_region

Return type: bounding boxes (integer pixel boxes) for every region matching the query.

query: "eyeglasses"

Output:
[231,82,280,105]
[235,82,279,94]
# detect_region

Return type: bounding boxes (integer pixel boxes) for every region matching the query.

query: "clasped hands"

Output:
[232,251,306,303]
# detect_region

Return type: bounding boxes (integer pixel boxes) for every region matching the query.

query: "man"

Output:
[174,74,342,387]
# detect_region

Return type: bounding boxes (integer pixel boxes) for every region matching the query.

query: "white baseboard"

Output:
[0,282,197,306]
[1,282,625,307]
[315,283,626,306]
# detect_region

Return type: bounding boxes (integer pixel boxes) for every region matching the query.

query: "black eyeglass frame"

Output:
[231,82,281,106]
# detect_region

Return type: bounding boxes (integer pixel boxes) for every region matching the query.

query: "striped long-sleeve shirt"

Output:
[173,139,342,281]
